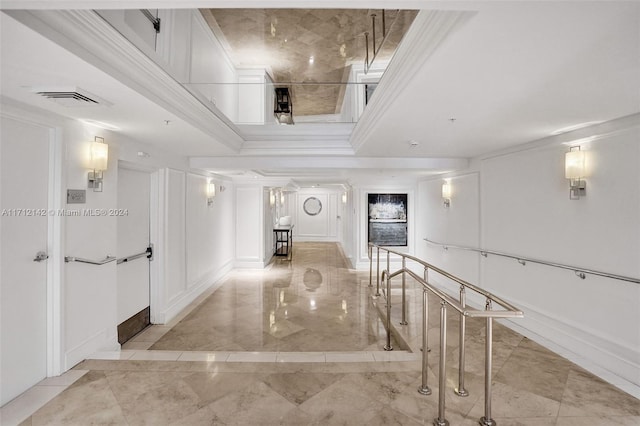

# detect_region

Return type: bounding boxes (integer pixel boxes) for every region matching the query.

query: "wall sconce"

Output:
[88,136,108,192]
[280,191,285,206]
[442,180,451,208]
[269,189,276,207]
[342,192,347,204]
[565,146,586,200]
[206,180,216,207]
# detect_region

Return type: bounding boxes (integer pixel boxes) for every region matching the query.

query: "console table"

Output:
[273,225,294,259]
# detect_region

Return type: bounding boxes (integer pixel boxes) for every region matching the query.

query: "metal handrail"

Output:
[373,244,522,315]
[117,246,153,265]
[64,255,116,265]
[369,243,523,426]
[425,237,640,284]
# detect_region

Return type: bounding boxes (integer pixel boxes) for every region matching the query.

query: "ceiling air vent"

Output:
[30,87,111,108]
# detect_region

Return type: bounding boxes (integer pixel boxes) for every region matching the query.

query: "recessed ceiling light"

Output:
[164,120,171,125]
[409,140,419,148]
[309,56,314,64]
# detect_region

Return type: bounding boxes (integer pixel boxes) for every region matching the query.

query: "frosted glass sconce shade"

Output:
[89,140,109,171]
[442,181,451,207]
[88,136,108,192]
[207,181,216,206]
[565,149,585,179]
[565,146,586,200]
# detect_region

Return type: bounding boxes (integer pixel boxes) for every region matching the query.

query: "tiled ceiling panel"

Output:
[201,9,417,116]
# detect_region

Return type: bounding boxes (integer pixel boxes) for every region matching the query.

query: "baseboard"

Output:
[234,258,267,268]
[498,299,640,387]
[294,236,338,242]
[155,260,233,324]
[64,327,119,370]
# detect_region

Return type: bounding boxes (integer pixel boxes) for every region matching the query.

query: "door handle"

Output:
[33,251,49,262]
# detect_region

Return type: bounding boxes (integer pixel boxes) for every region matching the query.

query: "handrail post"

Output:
[384,267,393,351]
[368,245,373,287]
[434,301,449,426]
[454,285,469,397]
[400,257,408,325]
[480,299,496,426]
[417,267,431,395]
[375,247,381,296]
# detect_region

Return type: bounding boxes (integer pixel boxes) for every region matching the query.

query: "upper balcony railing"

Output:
[368,243,524,426]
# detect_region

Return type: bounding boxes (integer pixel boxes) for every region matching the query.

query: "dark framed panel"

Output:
[367,193,408,246]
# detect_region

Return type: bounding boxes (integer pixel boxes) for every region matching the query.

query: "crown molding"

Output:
[6,10,244,152]
[478,112,640,161]
[190,155,468,171]
[0,1,488,10]
[349,9,475,152]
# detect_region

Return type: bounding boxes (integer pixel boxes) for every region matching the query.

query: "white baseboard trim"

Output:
[294,236,338,242]
[234,258,267,269]
[497,299,640,387]
[64,328,119,370]
[155,260,234,325]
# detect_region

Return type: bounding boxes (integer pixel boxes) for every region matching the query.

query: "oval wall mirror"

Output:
[303,197,322,216]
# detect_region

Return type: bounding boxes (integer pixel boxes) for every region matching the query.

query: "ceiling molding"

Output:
[5,9,244,152]
[190,155,468,171]
[477,112,640,162]
[0,1,486,10]
[349,9,475,152]
[240,144,355,156]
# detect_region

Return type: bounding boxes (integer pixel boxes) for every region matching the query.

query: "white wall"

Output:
[1,99,237,373]
[339,188,356,267]
[294,188,339,242]
[417,117,640,385]
[417,173,481,292]
[235,184,264,267]
[62,120,120,368]
[97,9,239,122]
[189,11,238,122]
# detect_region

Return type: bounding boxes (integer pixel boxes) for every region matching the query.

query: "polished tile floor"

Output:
[8,243,640,425]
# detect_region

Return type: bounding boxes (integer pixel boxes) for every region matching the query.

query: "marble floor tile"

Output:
[128,350,182,361]
[558,368,640,417]
[0,385,68,426]
[177,351,231,362]
[325,351,375,363]
[277,351,326,362]
[36,369,88,387]
[87,350,136,360]
[29,371,129,426]
[227,351,277,362]
[206,381,297,424]
[262,372,344,405]
[11,243,640,425]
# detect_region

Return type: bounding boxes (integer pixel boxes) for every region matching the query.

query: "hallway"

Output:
[5,243,639,425]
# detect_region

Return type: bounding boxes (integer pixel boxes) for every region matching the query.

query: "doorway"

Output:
[0,117,51,405]
[116,166,152,344]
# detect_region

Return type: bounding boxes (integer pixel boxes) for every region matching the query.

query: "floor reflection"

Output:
[150,242,396,352]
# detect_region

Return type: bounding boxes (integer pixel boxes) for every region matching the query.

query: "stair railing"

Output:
[368,243,524,426]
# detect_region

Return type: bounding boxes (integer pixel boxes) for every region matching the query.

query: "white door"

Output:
[0,117,50,405]
[116,166,151,343]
